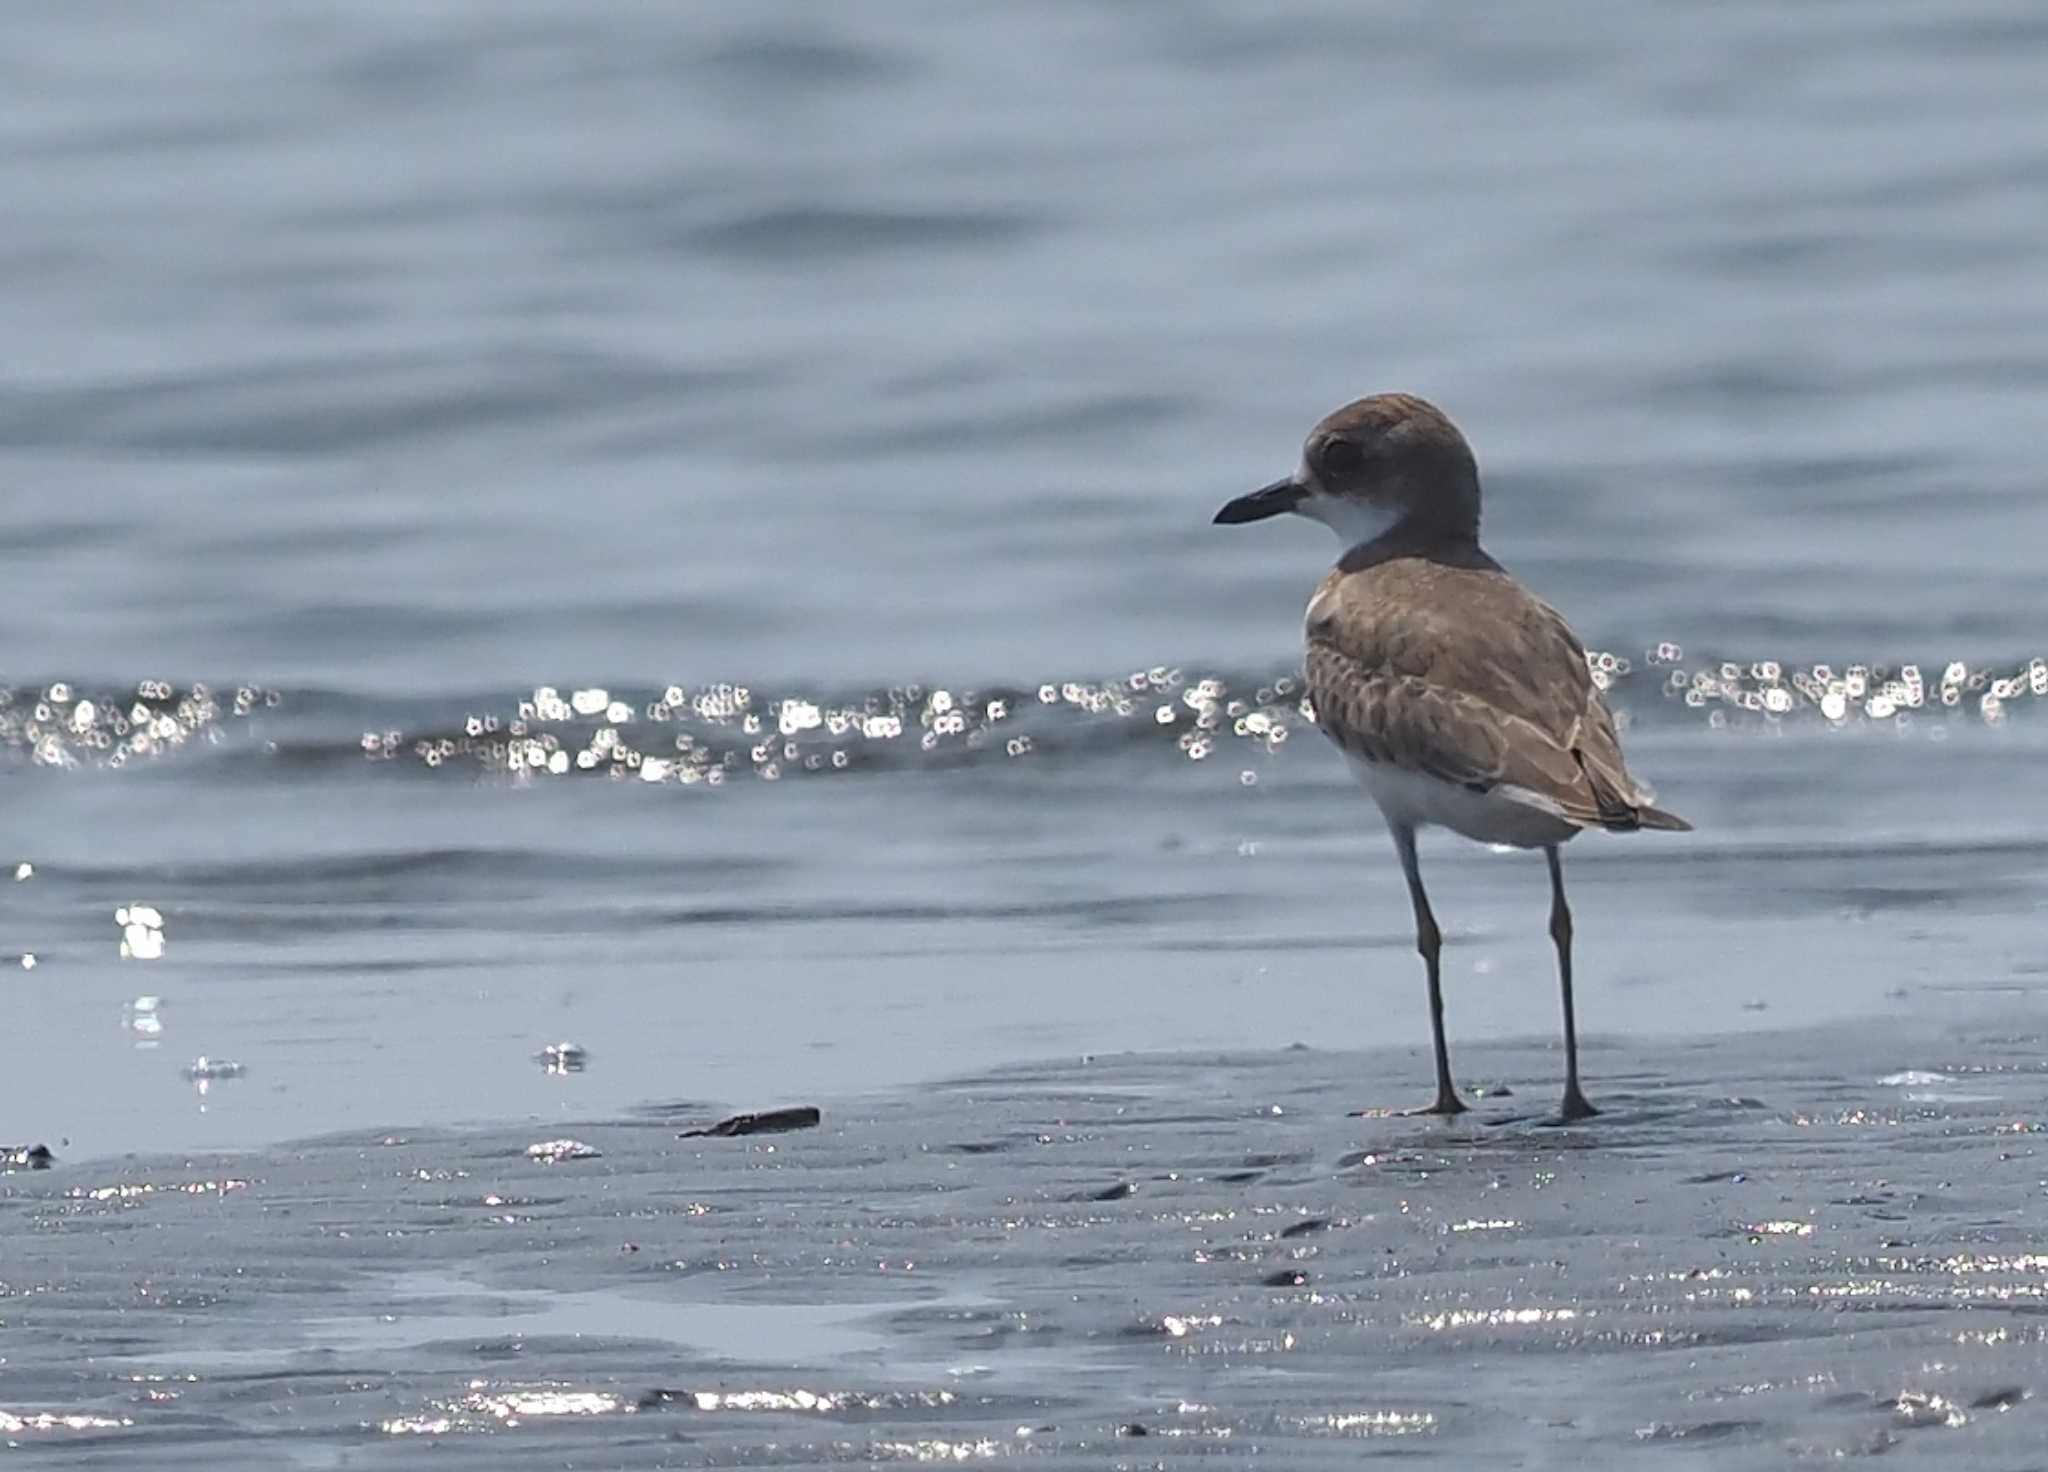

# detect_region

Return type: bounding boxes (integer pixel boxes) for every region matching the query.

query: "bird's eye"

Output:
[1320,439,1365,478]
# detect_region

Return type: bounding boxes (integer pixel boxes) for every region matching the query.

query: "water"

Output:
[5,1,2048,1463]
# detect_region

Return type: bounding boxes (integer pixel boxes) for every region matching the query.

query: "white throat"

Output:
[1299,491,1400,550]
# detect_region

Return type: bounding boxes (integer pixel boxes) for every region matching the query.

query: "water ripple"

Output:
[5,642,2040,784]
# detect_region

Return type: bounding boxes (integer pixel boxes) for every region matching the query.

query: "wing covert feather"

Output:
[1304,558,1655,829]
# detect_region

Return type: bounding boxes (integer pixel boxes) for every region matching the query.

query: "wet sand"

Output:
[6,1011,2046,1466]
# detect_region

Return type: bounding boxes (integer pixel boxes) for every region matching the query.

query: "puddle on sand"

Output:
[171,1270,997,1371]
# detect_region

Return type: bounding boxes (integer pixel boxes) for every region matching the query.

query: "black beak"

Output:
[1213,476,1305,525]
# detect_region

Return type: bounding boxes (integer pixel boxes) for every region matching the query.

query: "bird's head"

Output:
[1214,393,1480,548]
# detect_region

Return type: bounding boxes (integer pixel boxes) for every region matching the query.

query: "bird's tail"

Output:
[1577,750,1693,834]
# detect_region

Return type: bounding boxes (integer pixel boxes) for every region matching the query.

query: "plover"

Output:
[1215,393,1688,1120]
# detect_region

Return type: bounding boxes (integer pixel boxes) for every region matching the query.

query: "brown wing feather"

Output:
[1307,642,1621,826]
[1305,555,1684,832]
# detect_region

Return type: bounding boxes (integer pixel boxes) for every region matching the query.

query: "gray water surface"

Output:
[6,2,2048,1465]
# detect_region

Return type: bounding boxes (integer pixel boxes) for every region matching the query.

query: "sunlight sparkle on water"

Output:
[4,649,2042,780]
[336,647,2048,785]
[0,1410,133,1433]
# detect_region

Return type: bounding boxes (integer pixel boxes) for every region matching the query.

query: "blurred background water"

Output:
[6,3,2048,1462]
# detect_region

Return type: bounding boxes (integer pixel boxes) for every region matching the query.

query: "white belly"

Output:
[1345,755,1579,849]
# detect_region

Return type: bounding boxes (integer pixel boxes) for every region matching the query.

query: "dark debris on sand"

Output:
[679,1105,821,1138]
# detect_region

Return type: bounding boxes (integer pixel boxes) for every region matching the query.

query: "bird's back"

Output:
[1304,547,1688,834]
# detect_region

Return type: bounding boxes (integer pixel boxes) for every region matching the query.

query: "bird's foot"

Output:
[1557,1086,1600,1123]
[1399,1089,1469,1118]
[1346,1084,1469,1119]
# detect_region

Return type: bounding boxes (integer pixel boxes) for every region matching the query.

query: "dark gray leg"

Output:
[1393,825,1465,1115]
[1546,845,1598,1120]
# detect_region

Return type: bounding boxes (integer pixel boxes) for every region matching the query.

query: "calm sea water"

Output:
[6,2,2048,1463]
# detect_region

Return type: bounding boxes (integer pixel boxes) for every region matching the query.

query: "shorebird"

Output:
[1214,393,1688,1121]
